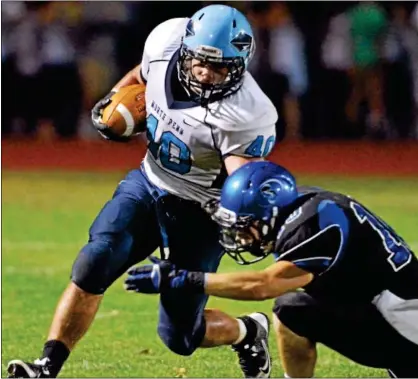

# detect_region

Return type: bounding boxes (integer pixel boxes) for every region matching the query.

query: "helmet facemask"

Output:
[177,44,246,106]
[205,199,278,265]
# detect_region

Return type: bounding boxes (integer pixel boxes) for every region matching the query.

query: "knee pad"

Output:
[157,318,206,356]
[71,240,113,295]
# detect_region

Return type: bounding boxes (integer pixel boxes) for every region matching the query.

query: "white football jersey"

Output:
[140,18,278,204]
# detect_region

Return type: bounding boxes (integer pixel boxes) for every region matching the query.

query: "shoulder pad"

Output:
[144,18,188,61]
[206,73,278,131]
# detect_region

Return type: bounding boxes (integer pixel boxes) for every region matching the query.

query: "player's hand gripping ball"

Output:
[91,84,147,142]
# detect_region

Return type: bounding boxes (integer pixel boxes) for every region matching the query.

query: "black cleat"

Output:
[7,359,53,378]
[232,312,272,378]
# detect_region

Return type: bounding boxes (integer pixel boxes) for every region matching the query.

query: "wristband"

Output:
[185,271,206,293]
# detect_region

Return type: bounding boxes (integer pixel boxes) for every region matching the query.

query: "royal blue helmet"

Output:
[178,4,255,105]
[205,161,298,264]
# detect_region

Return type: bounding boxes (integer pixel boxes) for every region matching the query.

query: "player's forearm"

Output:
[112,65,144,91]
[203,270,313,301]
[203,271,268,300]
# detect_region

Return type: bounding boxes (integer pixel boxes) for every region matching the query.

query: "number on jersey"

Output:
[146,114,192,174]
[350,202,412,271]
[245,135,275,157]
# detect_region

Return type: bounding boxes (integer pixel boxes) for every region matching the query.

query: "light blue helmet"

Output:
[178,4,255,105]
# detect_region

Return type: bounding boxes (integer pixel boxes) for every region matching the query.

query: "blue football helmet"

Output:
[178,4,255,105]
[205,161,298,265]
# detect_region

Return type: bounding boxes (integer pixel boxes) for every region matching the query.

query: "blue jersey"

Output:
[274,186,418,344]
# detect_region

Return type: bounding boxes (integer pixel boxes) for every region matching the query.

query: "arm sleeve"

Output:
[217,124,276,158]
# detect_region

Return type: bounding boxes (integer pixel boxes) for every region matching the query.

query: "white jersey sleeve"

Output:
[208,73,278,158]
[216,124,276,158]
[140,18,189,82]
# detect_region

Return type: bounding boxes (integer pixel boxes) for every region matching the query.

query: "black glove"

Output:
[91,91,130,142]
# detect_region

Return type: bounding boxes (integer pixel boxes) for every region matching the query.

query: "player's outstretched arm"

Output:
[204,261,313,300]
[124,260,313,301]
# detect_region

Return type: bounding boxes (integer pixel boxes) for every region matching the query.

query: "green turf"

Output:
[2,171,418,378]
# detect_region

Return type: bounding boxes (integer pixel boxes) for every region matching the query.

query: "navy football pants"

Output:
[71,168,224,355]
[273,292,418,377]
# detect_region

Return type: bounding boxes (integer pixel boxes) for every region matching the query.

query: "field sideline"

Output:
[2,171,418,378]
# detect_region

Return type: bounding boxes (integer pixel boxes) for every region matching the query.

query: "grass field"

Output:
[2,171,418,378]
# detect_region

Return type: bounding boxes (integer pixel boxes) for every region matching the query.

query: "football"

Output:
[101,84,147,137]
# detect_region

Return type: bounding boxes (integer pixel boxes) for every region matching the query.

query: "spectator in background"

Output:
[5,1,45,138]
[345,2,389,139]
[320,11,354,138]
[247,2,287,140]
[37,1,83,139]
[1,1,26,138]
[3,1,83,140]
[247,2,307,141]
[322,12,353,74]
[383,3,418,139]
[269,2,308,140]
[76,2,129,139]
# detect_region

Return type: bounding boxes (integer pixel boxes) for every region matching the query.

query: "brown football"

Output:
[101,84,147,137]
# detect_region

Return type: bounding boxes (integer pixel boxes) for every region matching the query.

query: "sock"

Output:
[232,316,257,347]
[233,318,247,345]
[40,340,70,377]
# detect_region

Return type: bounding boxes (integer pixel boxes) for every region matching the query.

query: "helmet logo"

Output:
[185,19,195,37]
[260,179,282,204]
[231,31,253,52]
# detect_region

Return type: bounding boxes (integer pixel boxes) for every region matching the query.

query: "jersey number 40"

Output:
[351,202,412,272]
[146,115,192,175]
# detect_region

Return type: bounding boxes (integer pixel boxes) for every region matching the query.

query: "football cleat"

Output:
[7,358,53,378]
[232,312,272,378]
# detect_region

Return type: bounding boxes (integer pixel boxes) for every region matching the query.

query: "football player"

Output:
[7,5,277,379]
[125,161,418,378]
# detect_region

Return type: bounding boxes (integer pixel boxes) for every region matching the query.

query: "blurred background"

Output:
[2,0,418,142]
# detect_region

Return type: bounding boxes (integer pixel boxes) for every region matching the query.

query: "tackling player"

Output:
[8,5,277,378]
[126,161,418,378]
